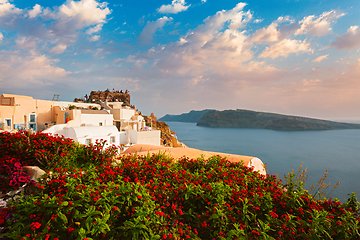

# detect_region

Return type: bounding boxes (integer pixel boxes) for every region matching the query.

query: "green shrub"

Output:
[0,132,359,239]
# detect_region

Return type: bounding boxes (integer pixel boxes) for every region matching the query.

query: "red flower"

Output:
[269,211,278,218]
[18,176,28,183]
[30,222,41,230]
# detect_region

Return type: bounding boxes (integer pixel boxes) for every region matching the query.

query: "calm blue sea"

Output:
[165,121,360,202]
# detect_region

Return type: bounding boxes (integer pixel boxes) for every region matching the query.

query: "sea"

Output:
[165,121,360,202]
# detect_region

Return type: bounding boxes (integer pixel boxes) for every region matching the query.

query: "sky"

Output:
[0,0,360,121]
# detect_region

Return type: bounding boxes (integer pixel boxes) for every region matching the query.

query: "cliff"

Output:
[156,121,183,147]
[197,109,360,131]
[144,113,183,147]
[159,109,214,123]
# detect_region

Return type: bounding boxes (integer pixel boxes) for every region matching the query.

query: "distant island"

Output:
[160,109,360,131]
[159,109,214,123]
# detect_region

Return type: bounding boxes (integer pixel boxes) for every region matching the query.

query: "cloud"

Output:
[0,0,22,17]
[251,10,345,46]
[86,24,103,34]
[258,39,313,59]
[0,0,111,52]
[0,50,68,88]
[251,16,292,42]
[104,3,284,114]
[312,54,328,63]
[139,16,173,43]
[330,26,360,50]
[145,3,254,70]
[49,44,67,54]
[124,2,283,101]
[57,0,110,26]
[28,4,42,18]
[49,0,111,39]
[15,36,38,50]
[251,21,280,42]
[158,0,190,14]
[265,59,360,116]
[295,10,345,36]
[0,31,3,41]
[201,0,207,3]
[89,35,100,41]
[199,3,251,31]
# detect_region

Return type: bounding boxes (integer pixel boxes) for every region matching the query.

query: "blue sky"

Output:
[1,0,360,121]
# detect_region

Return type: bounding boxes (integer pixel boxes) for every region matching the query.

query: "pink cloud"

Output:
[330,26,360,50]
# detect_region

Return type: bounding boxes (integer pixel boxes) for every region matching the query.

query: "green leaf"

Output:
[78,228,87,238]
[57,211,68,224]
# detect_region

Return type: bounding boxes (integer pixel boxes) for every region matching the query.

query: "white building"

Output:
[43,100,160,148]
[129,129,161,146]
[44,125,120,146]
[101,102,146,131]
[0,93,161,148]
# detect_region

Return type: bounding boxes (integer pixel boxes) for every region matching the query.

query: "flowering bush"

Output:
[0,132,359,239]
[0,131,118,205]
[0,131,118,171]
[0,156,32,195]
[0,131,78,169]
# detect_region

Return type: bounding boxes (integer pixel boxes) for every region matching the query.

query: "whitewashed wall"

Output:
[81,114,113,126]
[119,131,129,145]
[120,109,135,121]
[129,130,161,146]
[43,125,120,149]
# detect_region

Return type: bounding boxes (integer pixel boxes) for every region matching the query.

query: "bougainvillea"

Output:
[0,131,359,240]
[0,156,32,195]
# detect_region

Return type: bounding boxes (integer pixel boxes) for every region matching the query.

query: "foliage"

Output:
[0,131,118,171]
[68,105,76,110]
[0,132,360,239]
[280,163,340,201]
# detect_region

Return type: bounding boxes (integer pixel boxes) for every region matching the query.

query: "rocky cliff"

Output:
[144,113,183,147]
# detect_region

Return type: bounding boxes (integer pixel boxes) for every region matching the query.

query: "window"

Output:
[99,122,103,126]
[86,139,92,145]
[110,136,115,143]
[5,119,12,129]
[64,112,70,123]
[115,121,121,131]
[29,113,36,123]
[1,98,11,105]
[29,123,36,131]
